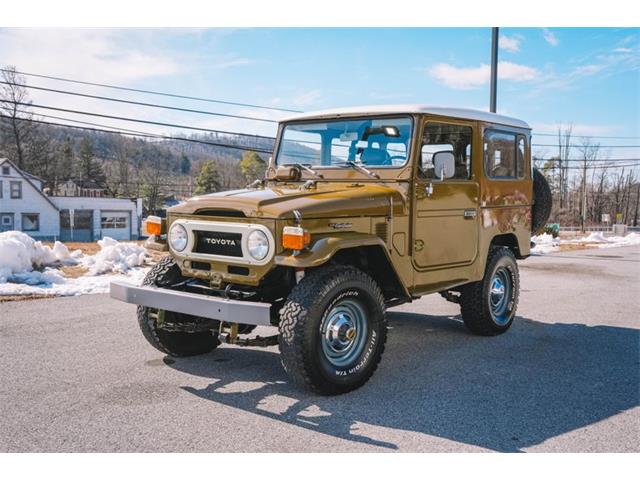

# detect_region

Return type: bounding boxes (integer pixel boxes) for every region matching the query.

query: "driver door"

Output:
[412,120,479,272]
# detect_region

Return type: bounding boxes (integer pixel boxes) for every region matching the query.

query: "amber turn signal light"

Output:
[282,226,310,250]
[143,216,164,236]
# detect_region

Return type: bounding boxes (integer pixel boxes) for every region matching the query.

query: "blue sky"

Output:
[0,27,638,159]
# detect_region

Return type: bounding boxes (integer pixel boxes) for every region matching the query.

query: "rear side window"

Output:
[484,130,526,179]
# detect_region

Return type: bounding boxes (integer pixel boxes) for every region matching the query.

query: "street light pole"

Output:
[490,27,499,113]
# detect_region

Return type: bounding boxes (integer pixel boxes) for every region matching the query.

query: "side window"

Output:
[484,130,524,179]
[420,123,472,179]
[517,135,527,178]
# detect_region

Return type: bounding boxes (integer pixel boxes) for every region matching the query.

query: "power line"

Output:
[0,81,279,124]
[532,143,639,148]
[532,132,640,140]
[0,114,274,154]
[533,157,640,163]
[3,68,639,141]
[6,100,277,140]
[0,67,302,114]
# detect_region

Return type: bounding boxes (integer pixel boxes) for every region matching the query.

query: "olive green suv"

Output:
[111,105,552,395]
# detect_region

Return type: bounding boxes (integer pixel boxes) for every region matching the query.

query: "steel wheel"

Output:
[320,299,369,368]
[488,267,512,325]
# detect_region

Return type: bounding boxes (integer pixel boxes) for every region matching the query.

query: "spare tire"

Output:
[531,168,552,235]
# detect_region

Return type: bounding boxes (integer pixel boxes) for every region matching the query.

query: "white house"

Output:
[0,158,142,241]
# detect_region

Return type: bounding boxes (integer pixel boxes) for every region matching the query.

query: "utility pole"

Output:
[490,27,499,113]
[581,156,587,232]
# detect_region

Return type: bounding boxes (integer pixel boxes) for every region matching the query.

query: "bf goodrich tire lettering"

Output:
[278,265,387,395]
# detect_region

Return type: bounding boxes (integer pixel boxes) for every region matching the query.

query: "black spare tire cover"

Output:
[531,168,552,235]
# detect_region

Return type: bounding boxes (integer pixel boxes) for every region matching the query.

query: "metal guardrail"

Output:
[559,226,640,233]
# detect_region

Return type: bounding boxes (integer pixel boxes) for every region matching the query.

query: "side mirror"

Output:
[432,151,455,180]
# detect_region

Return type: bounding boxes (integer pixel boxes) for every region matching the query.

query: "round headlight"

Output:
[247,230,269,260]
[168,223,188,252]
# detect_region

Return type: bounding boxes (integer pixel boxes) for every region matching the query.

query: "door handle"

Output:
[464,209,477,219]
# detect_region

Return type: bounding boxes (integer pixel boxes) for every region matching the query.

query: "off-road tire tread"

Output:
[460,247,519,336]
[278,265,387,395]
[137,256,219,357]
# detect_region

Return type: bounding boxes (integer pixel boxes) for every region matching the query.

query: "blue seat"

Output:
[360,147,391,165]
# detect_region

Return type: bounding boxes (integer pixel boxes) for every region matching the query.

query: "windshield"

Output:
[276,116,413,168]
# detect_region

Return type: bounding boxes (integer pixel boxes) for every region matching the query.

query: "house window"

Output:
[10,181,22,199]
[2,166,9,175]
[101,216,128,229]
[22,213,40,232]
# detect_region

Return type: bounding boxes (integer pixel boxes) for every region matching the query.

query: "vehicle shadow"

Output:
[168,312,639,452]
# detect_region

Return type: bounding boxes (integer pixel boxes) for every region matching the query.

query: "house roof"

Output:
[0,158,59,211]
[281,104,530,129]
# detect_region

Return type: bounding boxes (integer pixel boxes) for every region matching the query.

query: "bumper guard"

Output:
[109,281,273,326]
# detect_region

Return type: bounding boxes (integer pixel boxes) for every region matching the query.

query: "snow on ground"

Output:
[532,231,640,255]
[0,231,149,297]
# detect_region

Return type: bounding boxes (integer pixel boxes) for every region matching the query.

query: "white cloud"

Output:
[542,28,559,46]
[429,61,540,90]
[612,47,633,54]
[0,29,180,84]
[499,34,521,53]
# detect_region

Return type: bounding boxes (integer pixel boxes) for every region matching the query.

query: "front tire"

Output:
[278,265,387,395]
[137,257,220,357]
[460,247,520,336]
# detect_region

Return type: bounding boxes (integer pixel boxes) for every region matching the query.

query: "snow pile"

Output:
[531,233,560,254]
[0,268,149,297]
[81,236,148,275]
[532,231,640,255]
[570,231,640,248]
[0,232,150,297]
[0,231,80,282]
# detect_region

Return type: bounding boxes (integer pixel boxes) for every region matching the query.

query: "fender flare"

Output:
[275,232,410,301]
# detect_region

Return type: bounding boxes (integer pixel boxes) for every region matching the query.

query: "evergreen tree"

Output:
[239,151,266,183]
[194,160,220,195]
[59,137,74,182]
[180,153,191,175]
[77,137,106,186]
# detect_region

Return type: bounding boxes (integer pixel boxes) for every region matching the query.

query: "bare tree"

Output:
[0,66,35,169]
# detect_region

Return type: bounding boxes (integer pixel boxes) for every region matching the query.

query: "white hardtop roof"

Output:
[282,104,530,129]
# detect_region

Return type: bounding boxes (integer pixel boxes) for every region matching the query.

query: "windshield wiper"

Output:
[283,163,324,179]
[341,161,380,179]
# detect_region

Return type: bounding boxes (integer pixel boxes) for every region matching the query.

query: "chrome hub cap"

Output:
[489,267,512,325]
[321,299,368,367]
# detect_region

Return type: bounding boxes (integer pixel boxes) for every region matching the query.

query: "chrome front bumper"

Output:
[109,281,273,326]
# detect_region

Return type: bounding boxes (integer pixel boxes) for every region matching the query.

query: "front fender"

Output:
[275,232,388,268]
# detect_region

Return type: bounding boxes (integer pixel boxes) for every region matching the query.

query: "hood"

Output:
[169,183,404,219]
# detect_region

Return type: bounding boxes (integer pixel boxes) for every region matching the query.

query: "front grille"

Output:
[193,231,243,257]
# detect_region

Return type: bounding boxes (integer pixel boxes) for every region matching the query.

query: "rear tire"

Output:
[137,257,220,357]
[278,265,387,395]
[460,247,519,336]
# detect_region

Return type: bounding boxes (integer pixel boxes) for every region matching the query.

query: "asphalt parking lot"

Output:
[1,246,638,452]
